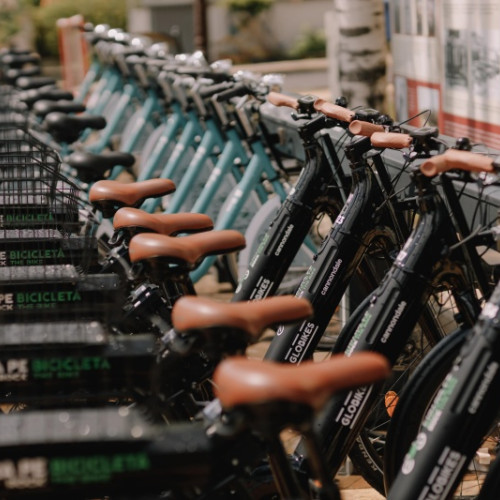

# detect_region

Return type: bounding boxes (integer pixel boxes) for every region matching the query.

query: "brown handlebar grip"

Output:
[267,91,299,110]
[313,98,355,122]
[420,149,495,176]
[370,131,412,149]
[349,120,385,137]
[418,155,448,177]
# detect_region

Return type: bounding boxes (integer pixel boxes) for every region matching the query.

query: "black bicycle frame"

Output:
[232,113,351,302]
[264,135,404,362]
[294,169,484,477]
[387,278,500,499]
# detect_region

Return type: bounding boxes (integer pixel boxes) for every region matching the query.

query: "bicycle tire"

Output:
[383,326,472,494]
[331,294,465,495]
[383,325,500,500]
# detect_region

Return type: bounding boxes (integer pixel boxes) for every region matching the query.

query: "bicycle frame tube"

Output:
[141,109,204,213]
[213,147,265,218]
[440,173,492,298]
[81,65,109,110]
[165,118,226,214]
[318,127,351,204]
[189,141,274,282]
[252,140,279,202]
[191,127,250,213]
[108,89,162,179]
[136,102,186,182]
[263,136,396,362]
[85,69,121,117]
[232,118,348,302]
[74,59,101,104]
[75,68,122,145]
[87,82,140,154]
[295,173,483,478]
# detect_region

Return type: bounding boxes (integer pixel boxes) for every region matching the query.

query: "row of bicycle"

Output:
[1,23,500,499]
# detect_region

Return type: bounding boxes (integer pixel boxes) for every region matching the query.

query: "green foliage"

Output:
[223,0,273,17]
[0,0,25,47]
[32,0,127,57]
[289,28,326,59]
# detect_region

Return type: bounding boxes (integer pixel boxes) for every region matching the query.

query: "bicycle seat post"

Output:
[265,430,307,499]
[299,425,341,500]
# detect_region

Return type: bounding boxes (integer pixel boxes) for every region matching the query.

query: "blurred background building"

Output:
[4,0,499,149]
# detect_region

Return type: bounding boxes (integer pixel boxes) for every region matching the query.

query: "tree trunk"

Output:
[329,0,387,109]
[193,0,209,58]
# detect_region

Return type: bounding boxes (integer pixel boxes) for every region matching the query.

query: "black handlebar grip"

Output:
[200,71,233,83]
[214,83,251,102]
[1,53,40,67]
[198,81,235,99]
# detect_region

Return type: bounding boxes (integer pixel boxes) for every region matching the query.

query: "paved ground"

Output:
[194,273,385,500]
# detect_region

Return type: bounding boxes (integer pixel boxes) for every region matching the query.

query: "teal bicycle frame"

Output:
[107,87,163,179]
[74,57,102,104]
[85,67,122,117]
[191,126,250,214]
[163,108,226,214]
[136,100,186,181]
[140,105,204,213]
[190,137,287,282]
[87,79,141,154]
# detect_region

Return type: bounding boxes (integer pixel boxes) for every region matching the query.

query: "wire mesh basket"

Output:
[0,126,122,326]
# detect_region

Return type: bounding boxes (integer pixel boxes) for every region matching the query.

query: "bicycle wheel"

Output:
[334,290,468,495]
[383,326,500,499]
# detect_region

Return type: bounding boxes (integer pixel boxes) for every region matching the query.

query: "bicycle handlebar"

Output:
[313,98,355,122]
[198,80,235,99]
[214,82,251,102]
[420,149,495,176]
[175,67,232,84]
[370,131,412,149]
[349,120,385,136]
[267,91,299,110]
